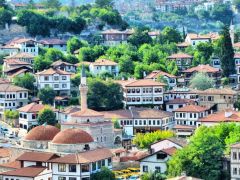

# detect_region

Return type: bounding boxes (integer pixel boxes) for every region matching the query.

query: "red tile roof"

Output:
[71,108,103,117]
[173,125,196,130]
[91,59,118,66]
[199,88,237,95]
[177,42,191,47]
[49,148,113,164]
[51,60,75,67]
[145,70,176,79]
[39,38,66,45]
[24,125,60,141]
[0,84,28,92]
[174,105,208,112]
[18,102,57,113]
[168,53,193,59]
[51,128,94,144]
[4,59,31,66]
[5,52,34,59]
[166,98,195,105]
[186,33,211,40]
[0,161,21,169]
[199,110,240,123]
[36,68,72,75]
[117,79,165,87]
[101,29,134,35]
[0,148,11,158]
[161,147,177,156]
[183,64,220,73]
[234,53,240,59]
[234,42,240,48]
[231,143,240,148]
[0,166,46,178]
[16,152,59,162]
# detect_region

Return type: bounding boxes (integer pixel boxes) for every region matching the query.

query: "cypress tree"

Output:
[219,25,235,77]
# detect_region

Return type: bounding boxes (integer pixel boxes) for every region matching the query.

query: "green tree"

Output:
[189,72,214,90]
[95,0,114,8]
[33,55,52,71]
[38,87,56,105]
[211,4,233,24]
[233,0,240,10]
[13,73,35,93]
[133,130,175,149]
[128,29,152,47]
[88,78,123,111]
[112,118,121,129]
[90,167,115,180]
[27,0,36,9]
[167,124,239,179]
[118,55,134,74]
[219,25,235,77]
[43,0,61,9]
[0,7,13,26]
[38,106,56,126]
[67,37,86,54]
[158,26,182,44]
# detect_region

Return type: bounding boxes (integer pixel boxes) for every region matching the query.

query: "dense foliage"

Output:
[87,78,123,111]
[168,123,240,179]
[38,106,57,126]
[13,73,36,94]
[189,72,214,90]
[90,167,115,180]
[133,130,175,149]
[38,87,56,105]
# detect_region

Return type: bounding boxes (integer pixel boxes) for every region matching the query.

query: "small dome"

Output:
[51,128,94,144]
[25,125,60,141]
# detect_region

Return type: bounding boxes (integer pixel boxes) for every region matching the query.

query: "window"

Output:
[233,168,237,175]
[62,76,67,80]
[143,165,148,172]
[44,76,49,81]
[169,105,173,109]
[155,167,161,173]
[58,164,66,172]
[157,153,167,159]
[84,144,90,151]
[69,178,77,180]
[54,76,59,81]
[233,152,237,160]
[98,161,102,169]
[62,84,67,88]
[54,84,59,88]
[81,164,90,173]
[69,164,76,172]
[108,158,112,166]
[92,162,97,171]
[102,159,105,166]
[58,177,66,180]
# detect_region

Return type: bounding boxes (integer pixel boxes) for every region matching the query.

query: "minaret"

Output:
[230,19,235,44]
[80,65,88,111]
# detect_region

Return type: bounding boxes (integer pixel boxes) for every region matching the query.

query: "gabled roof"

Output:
[91,59,118,66]
[71,108,104,117]
[17,102,57,113]
[173,125,196,130]
[0,148,11,158]
[39,38,66,45]
[231,142,240,148]
[166,98,195,105]
[199,88,237,95]
[174,105,208,112]
[0,166,46,178]
[183,64,220,73]
[36,68,72,75]
[60,106,80,114]
[101,29,134,35]
[234,53,240,59]
[117,79,165,87]
[199,110,240,123]
[145,70,176,79]
[0,84,28,92]
[4,59,31,66]
[48,148,113,164]
[7,38,36,45]
[186,33,211,40]
[16,152,59,162]
[177,42,191,47]
[51,60,75,67]
[0,161,21,169]
[150,137,188,148]
[5,52,34,59]
[168,53,193,59]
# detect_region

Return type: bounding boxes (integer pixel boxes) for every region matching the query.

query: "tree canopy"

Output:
[38,87,56,105]
[13,73,35,94]
[38,106,57,126]
[168,123,240,179]
[189,72,214,90]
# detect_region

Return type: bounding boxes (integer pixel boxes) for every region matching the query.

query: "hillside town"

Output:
[1,0,240,180]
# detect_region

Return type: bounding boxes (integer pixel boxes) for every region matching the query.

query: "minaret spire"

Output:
[80,65,88,111]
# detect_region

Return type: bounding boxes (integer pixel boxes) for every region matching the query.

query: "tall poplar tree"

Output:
[219,25,235,77]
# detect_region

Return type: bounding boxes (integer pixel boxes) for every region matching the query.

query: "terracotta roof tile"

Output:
[0,84,28,92]
[36,68,72,75]
[16,152,59,162]
[4,59,31,66]
[117,79,165,87]
[166,98,195,105]
[177,42,191,47]
[168,53,193,59]
[234,42,240,48]
[51,60,75,67]
[71,108,103,117]
[186,33,211,40]
[231,143,240,148]
[51,128,94,144]
[200,110,240,123]
[199,88,237,95]
[174,105,208,112]
[173,125,196,130]
[145,70,176,79]
[0,161,21,169]
[0,166,46,177]
[161,147,177,156]
[5,52,34,59]
[18,102,57,113]
[101,29,134,35]
[91,59,118,66]
[49,148,113,164]
[234,53,240,59]
[0,148,11,158]
[39,38,66,45]
[24,125,60,141]
[183,64,220,73]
